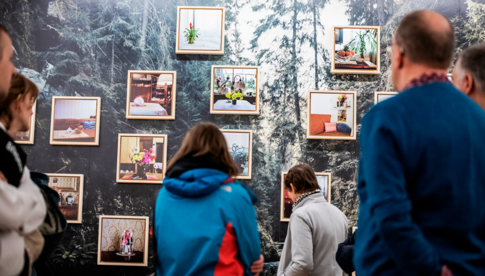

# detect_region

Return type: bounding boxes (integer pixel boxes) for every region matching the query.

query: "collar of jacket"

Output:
[292,193,326,212]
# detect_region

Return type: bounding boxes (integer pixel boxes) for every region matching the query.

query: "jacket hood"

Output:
[164,168,231,197]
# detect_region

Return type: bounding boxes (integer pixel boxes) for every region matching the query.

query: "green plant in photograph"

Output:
[184,22,199,44]
[225,89,244,100]
[346,29,377,58]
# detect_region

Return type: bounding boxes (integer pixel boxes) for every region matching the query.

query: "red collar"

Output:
[403,73,450,91]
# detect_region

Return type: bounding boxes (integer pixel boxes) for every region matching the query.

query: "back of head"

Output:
[285,164,320,193]
[459,42,485,93]
[0,74,39,127]
[395,10,455,69]
[166,122,239,176]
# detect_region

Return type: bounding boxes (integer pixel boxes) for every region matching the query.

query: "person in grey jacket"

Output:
[278,164,348,276]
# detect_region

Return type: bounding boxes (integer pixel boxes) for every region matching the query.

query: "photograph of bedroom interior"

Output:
[332,26,379,74]
[212,66,258,114]
[117,134,166,184]
[50,97,100,145]
[177,7,223,53]
[308,91,356,140]
[127,71,175,119]
[47,174,83,223]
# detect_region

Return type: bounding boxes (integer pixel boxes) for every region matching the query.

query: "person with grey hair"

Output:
[452,42,485,110]
[355,10,485,276]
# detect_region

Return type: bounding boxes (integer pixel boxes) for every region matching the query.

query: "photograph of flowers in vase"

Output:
[332,26,380,74]
[97,215,149,266]
[176,6,225,55]
[374,92,398,104]
[46,173,84,224]
[221,129,252,179]
[116,134,167,184]
[211,66,259,115]
[307,90,357,140]
[280,172,331,222]
[126,70,176,120]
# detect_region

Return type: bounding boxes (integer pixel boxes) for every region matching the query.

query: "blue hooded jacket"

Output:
[154,165,261,276]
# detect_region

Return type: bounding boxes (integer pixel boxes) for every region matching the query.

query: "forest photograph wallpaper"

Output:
[1,0,484,274]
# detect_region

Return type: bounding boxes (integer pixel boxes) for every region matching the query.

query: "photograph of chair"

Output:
[126,71,176,120]
[211,66,259,115]
[14,101,36,144]
[116,134,167,184]
[280,172,331,222]
[374,92,398,104]
[97,215,149,266]
[221,129,252,179]
[176,6,225,55]
[332,26,380,74]
[307,90,357,140]
[50,97,101,146]
[46,173,84,224]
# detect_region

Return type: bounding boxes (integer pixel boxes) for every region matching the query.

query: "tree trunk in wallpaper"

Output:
[5,0,483,275]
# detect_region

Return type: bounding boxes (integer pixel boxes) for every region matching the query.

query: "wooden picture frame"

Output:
[97,215,149,267]
[210,65,260,115]
[116,134,167,184]
[175,6,225,55]
[220,129,252,179]
[46,173,84,224]
[280,172,331,222]
[307,90,357,140]
[14,101,36,144]
[126,70,176,120]
[49,97,101,146]
[331,25,381,75]
[374,92,397,104]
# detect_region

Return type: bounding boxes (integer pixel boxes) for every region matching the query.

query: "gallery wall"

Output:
[1,0,483,274]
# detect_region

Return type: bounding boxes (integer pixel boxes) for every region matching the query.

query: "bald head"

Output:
[395,10,455,69]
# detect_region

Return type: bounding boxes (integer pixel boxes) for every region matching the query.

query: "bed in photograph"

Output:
[128,103,168,116]
[52,118,96,142]
[309,114,352,137]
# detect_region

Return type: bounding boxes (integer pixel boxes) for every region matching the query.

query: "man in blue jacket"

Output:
[355,10,485,276]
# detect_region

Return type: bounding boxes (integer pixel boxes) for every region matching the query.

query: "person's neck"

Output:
[398,64,448,92]
[0,117,20,138]
[470,92,485,111]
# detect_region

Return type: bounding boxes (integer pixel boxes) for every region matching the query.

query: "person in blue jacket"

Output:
[154,122,263,276]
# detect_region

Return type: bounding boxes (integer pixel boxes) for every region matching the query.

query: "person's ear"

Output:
[290,183,296,193]
[395,45,404,69]
[463,73,475,96]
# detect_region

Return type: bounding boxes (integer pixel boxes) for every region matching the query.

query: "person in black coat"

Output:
[336,229,355,274]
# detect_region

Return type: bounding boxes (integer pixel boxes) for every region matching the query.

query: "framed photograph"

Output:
[97,215,149,266]
[280,172,331,222]
[116,134,167,184]
[14,101,36,144]
[374,92,397,104]
[331,26,380,75]
[211,66,259,115]
[221,129,252,179]
[126,71,176,120]
[307,90,357,140]
[49,97,101,146]
[46,173,84,224]
[176,6,225,55]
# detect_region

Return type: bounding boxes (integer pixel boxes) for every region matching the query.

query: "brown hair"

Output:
[459,42,485,93]
[285,164,320,193]
[0,74,39,128]
[166,122,240,176]
[395,10,455,69]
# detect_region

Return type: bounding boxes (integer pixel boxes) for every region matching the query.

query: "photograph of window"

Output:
[211,66,259,115]
[221,129,252,179]
[126,71,176,120]
[97,215,149,266]
[331,26,380,75]
[46,173,84,224]
[374,92,398,104]
[176,6,225,55]
[116,134,167,184]
[14,101,36,144]
[280,172,331,222]
[49,97,101,146]
[307,90,357,140]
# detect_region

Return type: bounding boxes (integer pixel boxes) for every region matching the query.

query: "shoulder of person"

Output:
[218,182,253,202]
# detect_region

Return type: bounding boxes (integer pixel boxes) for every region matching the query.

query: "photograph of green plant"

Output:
[211,66,259,114]
[221,130,252,179]
[332,26,380,74]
